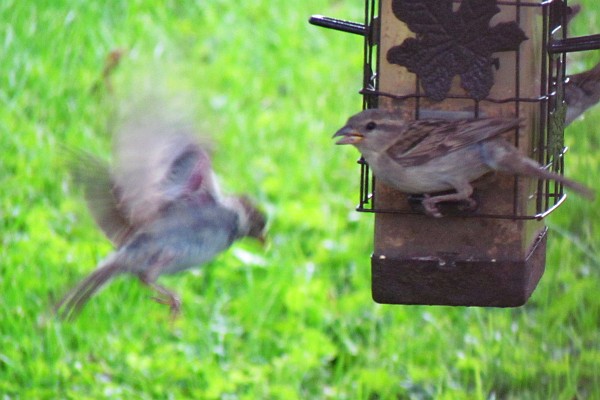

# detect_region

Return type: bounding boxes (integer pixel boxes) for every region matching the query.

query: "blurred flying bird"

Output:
[57,114,266,320]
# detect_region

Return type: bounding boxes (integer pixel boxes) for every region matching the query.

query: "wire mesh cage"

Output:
[356,0,574,220]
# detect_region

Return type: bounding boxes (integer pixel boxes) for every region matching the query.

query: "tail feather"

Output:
[517,160,595,200]
[56,260,123,321]
[570,60,600,86]
[483,140,595,200]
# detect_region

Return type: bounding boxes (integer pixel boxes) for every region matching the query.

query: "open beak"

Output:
[333,127,363,145]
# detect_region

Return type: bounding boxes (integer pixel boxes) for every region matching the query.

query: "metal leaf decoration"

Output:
[387,0,528,101]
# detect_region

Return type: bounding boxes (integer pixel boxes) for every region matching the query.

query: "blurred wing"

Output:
[162,143,222,204]
[67,149,134,246]
[386,118,520,166]
[113,116,219,226]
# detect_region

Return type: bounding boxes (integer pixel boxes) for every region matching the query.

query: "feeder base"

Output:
[371,228,547,307]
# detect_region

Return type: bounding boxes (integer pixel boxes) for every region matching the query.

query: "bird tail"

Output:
[572,60,600,86]
[484,140,595,200]
[519,159,595,200]
[55,256,123,321]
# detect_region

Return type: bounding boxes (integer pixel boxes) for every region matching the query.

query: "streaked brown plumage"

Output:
[334,108,593,217]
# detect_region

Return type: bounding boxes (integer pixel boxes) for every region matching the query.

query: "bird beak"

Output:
[257,233,267,246]
[333,127,363,145]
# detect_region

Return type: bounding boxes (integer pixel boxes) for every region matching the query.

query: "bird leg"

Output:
[139,273,181,318]
[421,182,475,218]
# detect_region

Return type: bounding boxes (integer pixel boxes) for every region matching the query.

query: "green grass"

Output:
[1,1,599,398]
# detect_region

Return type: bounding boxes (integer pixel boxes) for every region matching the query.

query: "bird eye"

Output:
[366,121,377,130]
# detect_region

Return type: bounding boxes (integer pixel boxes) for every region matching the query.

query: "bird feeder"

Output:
[311,0,600,307]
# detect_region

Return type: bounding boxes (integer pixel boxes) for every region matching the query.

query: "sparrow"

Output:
[56,116,266,320]
[334,108,594,217]
[564,60,600,126]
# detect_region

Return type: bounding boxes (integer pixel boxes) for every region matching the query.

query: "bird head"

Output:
[234,195,267,244]
[333,108,404,153]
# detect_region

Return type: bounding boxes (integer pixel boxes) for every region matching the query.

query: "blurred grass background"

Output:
[1,0,599,398]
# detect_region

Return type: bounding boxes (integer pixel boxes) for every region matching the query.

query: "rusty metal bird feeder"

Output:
[311,0,600,307]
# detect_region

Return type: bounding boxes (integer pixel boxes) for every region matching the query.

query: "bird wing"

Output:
[385,118,520,167]
[113,116,220,227]
[67,149,135,247]
[161,142,222,205]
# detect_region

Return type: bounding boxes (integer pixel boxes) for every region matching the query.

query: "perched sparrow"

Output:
[56,116,266,320]
[565,61,600,126]
[334,108,594,217]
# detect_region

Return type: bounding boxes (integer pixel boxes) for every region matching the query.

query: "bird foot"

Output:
[139,273,182,319]
[457,197,478,212]
[421,195,478,218]
[422,196,443,218]
[151,294,181,318]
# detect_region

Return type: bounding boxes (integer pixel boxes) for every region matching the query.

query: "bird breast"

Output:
[368,144,492,194]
